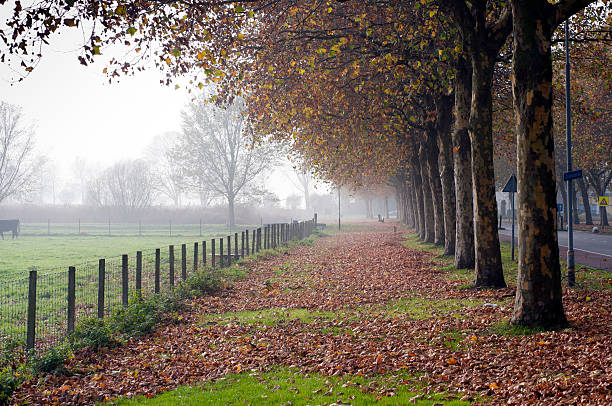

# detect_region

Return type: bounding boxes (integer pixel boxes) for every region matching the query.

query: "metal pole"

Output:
[511,191,515,262]
[565,20,575,287]
[338,187,341,231]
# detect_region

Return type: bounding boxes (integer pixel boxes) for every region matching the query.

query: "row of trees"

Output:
[1,0,610,329]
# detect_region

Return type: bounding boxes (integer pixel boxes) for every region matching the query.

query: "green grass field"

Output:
[0,223,262,348]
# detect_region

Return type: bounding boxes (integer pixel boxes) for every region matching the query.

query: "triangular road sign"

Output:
[502,174,517,193]
[600,196,609,207]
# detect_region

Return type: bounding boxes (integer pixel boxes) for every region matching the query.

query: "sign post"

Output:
[503,174,517,261]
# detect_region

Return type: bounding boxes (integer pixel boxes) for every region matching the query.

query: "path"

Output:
[13,222,612,405]
[499,222,612,271]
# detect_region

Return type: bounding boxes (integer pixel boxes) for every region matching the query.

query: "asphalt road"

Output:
[499,222,612,271]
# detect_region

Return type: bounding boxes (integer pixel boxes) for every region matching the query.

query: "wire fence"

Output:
[0,219,316,351]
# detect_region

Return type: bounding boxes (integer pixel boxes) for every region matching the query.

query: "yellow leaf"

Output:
[237,33,244,40]
[165,58,171,66]
[446,357,456,365]
[489,383,499,390]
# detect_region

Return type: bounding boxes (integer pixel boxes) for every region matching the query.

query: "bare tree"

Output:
[87,160,155,214]
[286,166,314,210]
[144,132,186,207]
[177,96,278,228]
[0,102,39,204]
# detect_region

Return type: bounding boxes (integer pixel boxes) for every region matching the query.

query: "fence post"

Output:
[257,228,261,251]
[154,249,160,294]
[98,259,105,318]
[122,254,129,306]
[26,270,37,351]
[241,231,245,258]
[194,242,199,272]
[264,226,268,249]
[227,235,232,266]
[234,233,239,260]
[245,230,250,255]
[136,251,142,295]
[212,239,216,268]
[108,218,111,236]
[67,266,75,335]
[169,245,175,288]
[220,238,224,267]
[252,229,256,254]
[202,241,207,265]
[314,213,317,227]
[181,244,187,281]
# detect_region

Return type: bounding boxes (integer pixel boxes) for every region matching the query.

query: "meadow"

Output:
[0,222,262,348]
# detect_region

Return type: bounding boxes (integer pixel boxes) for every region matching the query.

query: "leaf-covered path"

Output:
[14,223,612,405]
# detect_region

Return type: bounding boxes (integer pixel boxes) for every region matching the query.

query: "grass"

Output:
[1,223,257,278]
[111,366,472,405]
[0,223,312,350]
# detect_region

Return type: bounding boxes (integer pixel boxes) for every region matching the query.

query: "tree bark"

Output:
[419,146,435,243]
[470,50,505,288]
[453,55,475,269]
[510,0,567,329]
[437,94,456,256]
[228,195,236,230]
[578,177,592,225]
[425,131,445,246]
[411,161,425,237]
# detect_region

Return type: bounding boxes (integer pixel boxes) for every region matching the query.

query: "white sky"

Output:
[0,26,309,204]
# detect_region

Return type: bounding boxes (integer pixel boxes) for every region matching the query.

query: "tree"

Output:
[0,101,39,205]
[176,96,278,228]
[144,132,186,207]
[87,160,155,213]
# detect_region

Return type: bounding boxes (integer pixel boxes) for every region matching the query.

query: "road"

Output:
[498,222,612,271]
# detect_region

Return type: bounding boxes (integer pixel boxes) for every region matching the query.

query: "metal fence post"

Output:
[67,266,76,335]
[227,235,232,266]
[212,239,216,268]
[122,254,129,306]
[98,259,105,318]
[136,251,142,295]
[181,244,187,281]
[202,241,207,265]
[194,242,199,272]
[219,238,224,267]
[169,245,175,288]
[26,270,37,351]
[246,230,250,255]
[234,233,238,260]
[154,249,160,294]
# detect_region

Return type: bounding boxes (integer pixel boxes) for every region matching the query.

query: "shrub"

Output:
[28,345,70,375]
[69,317,117,351]
[0,367,22,405]
[175,268,222,299]
[111,296,161,338]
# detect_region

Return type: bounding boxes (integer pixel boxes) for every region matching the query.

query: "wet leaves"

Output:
[11,223,612,405]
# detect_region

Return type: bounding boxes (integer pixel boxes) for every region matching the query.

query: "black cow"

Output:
[0,219,20,239]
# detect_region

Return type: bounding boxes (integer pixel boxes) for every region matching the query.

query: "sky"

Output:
[0,25,310,205]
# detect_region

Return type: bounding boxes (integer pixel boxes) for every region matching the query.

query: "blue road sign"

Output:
[563,169,583,181]
[502,174,517,193]
[558,203,564,212]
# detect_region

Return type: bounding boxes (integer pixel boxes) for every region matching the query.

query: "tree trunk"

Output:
[453,55,475,269]
[558,180,568,226]
[510,0,567,329]
[385,197,390,219]
[420,146,435,243]
[470,51,505,288]
[572,182,579,224]
[578,177,592,225]
[228,195,236,230]
[437,94,456,256]
[425,131,445,246]
[411,161,425,238]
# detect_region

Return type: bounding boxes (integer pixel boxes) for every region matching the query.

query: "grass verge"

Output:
[110,366,472,405]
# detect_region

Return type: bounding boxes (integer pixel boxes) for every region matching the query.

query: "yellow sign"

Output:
[599,196,609,207]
